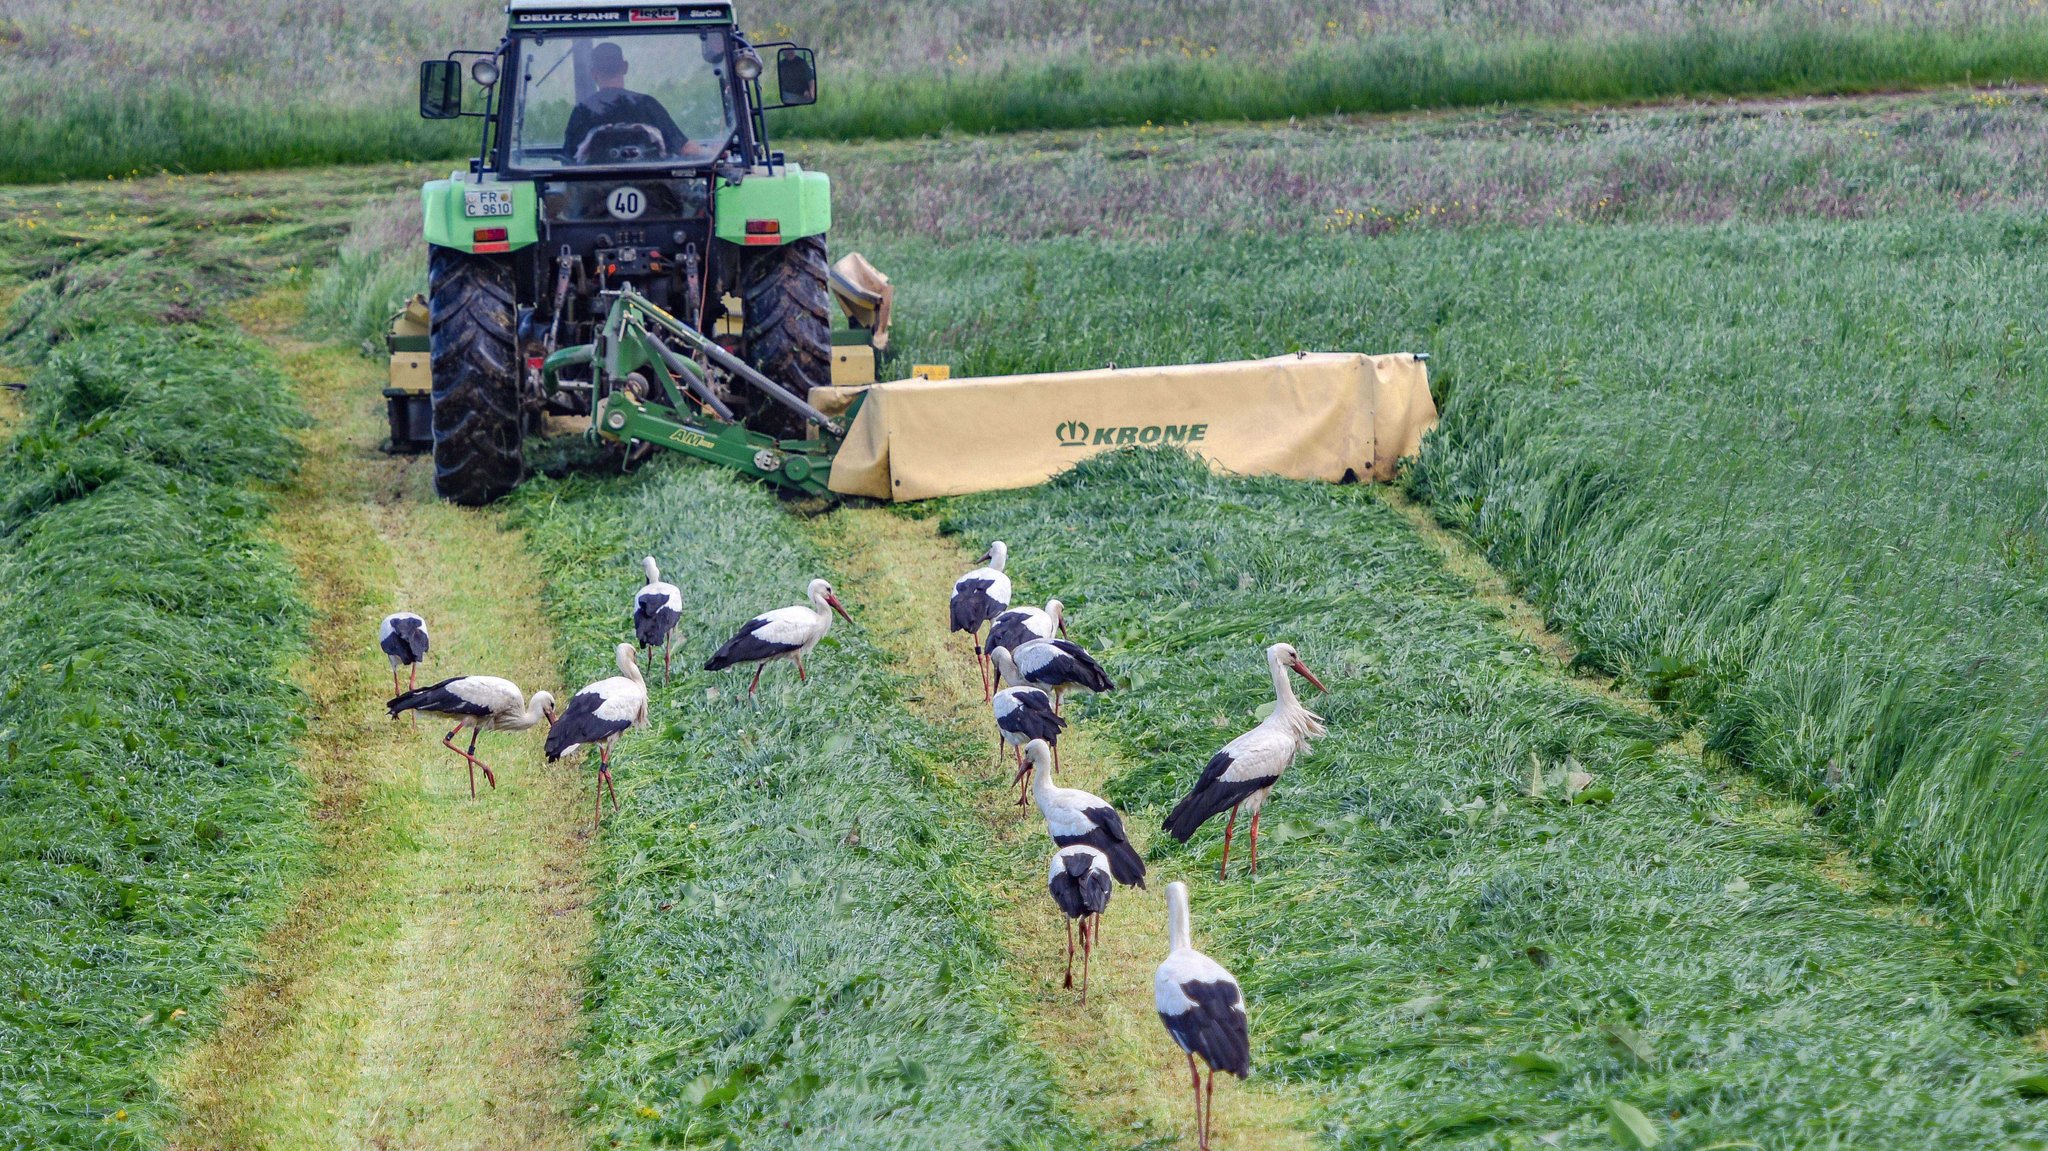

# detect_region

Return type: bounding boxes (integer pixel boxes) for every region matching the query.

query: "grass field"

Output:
[6,0,2048,179]
[508,465,1105,1148]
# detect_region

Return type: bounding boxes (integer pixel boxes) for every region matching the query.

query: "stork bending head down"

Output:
[1163,642,1327,878]
[387,675,556,798]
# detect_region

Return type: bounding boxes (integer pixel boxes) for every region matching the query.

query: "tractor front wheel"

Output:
[427,246,523,505]
[740,234,831,440]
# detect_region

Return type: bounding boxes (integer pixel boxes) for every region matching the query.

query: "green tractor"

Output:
[416,1,831,504]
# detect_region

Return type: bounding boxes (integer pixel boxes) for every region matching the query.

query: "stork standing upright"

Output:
[1048,844,1113,1002]
[990,647,1065,804]
[546,642,650,829]
[386,675,556,798]
[633,556,683,685]
[704,578,852,696]
[1155,880,1250,1151]
[1008,635,1115,715]
[949,541,1012,700]
[1026,739,1146,887]
[378,612,430,697]
[984,598,1065,663]
[1163,643,1327,878]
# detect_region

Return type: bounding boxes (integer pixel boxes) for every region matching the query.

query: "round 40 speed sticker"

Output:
[607,186,646,220]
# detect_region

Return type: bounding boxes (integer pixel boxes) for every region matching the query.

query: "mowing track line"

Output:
[165,292,591,1151]
[810,507,1318,1151]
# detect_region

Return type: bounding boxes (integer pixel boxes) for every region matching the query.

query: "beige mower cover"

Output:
[811,352,1435,501]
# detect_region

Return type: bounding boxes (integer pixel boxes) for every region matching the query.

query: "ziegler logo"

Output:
[1055,420,1209,448]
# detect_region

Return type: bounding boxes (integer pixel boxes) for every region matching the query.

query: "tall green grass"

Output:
[511,463,1103,1149]
[938,449,2048,1148]
[0,326,309,1148]
[850,212,2048,950]
[7,17,2048,181]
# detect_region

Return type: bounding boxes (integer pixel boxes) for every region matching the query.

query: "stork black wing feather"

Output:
[545,690,634,761]
[381,618,428,664]
[949,578,1004,634]
[1163,751,1273,842]
[1162,979,1250,1078]
[1079,868,1113,916]
[1048,871,1092,920]
[1066,808,1146,887]
[985,612,1036,655]
[1048,640,1113,692]
[386,677,492,720]
[704,617,792,670]
[634,594,682,647]
[998,694,1067,744]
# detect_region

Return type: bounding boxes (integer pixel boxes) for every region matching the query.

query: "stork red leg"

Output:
[663,640,672,686]
[1218,804,1240,879]
[468,728,495,791]
[592,748,607,831]
[1064,919,1075,989]
[1248,809,1261,875]
[969,636,989,700]
[1187,1051,1203,1149]
[795,653,807,683]
[442,725,481,797]
[408,664,418,691]
[392,669,402,699]
[747,662,765,695]
[1203,1067,1216,1150]
[1080,916,1092,1005]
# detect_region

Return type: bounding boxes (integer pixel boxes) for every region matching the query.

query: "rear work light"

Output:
[472,226,510,252]
[742,218,781,246]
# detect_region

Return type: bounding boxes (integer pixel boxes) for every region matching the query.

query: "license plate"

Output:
[464,189,515,218]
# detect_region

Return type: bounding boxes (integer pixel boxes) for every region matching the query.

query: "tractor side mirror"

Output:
[420,60,463,119]
[773,48,817,107]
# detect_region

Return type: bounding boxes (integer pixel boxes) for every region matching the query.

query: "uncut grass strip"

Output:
[934,449,2048,1148]
[509,461,1106,1150]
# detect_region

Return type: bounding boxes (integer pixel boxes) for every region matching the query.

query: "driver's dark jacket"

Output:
[563,88,686,159]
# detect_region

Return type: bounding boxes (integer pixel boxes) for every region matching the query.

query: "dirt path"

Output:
[810,508,1318,1150]
[165,293,590,1151]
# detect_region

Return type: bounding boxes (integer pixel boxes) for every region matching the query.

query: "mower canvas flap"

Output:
[813,352,1435,501]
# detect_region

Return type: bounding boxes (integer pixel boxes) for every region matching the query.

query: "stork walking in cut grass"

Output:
[633,556,683,685]
[546,642,649,829]
[1163,643,1326,878]
[991,647,1066,804]
[1156,881,1250,1151]
[985,598,1064,662]
[378,612,429,697]
[1048,844,1113,1003]
[1025,739,1146,887]
[704,578,852,696]
[949,541,1011,701]
[386,675,556,798]
[1006,635,1114,715]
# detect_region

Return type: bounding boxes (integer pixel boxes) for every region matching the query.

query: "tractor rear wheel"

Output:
[427,246,523,505]
[739,234,831,440]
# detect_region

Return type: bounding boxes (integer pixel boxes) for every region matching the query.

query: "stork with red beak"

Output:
[1162,642,1327,878]
[704,578,853,696]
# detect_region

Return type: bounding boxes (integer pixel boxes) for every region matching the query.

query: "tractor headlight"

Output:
[471,58,501,87]
[734,50,763,80]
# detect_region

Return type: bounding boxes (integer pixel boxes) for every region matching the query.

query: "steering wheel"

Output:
[575,123,671,165]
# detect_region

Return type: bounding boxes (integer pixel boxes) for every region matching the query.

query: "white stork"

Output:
[1155,880,1250,1151]
[1163,642,1327,878]
[703,578,852,696]
[984,598,1065,662]
[990,647,1066,804]
[633,555,683,685]
[1025,739,1145,887]
[1008,636,1115,714]
[948,541,1011,700]
[545,642,649,829]
[378,612,429,697]
[386,675,555,798]
[1048,844,1113,1002]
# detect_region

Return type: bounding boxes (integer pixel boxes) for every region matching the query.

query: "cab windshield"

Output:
[510,31,737,170]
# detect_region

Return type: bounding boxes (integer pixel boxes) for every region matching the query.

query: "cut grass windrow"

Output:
[935,449,2048,1148]
[510,461,1103,1149]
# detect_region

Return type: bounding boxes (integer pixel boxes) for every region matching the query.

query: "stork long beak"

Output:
[543,706,559,730]
[827,594,853,623]
[1057,620,1068,638]
[1291,659,1328,693]
[976,551,991,564]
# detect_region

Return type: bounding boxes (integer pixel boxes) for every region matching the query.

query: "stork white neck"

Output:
[1165,881,1193,953]
[1027,739,1058,802]
[807,580,838,631]
[1044,598,1065,631]
[984,541,1008,571]
[642,555,661,583]
[614,642,644,683]
[1269,645,1302,712]
[513,690,557,730]
[991,646,1023,688]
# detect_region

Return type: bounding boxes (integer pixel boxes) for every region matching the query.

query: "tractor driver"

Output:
[564,42,687,163]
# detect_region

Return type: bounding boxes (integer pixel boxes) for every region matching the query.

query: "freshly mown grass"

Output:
[510,462,1103,1149]
[851,208,2048,954]
[0,170,399,1149]
[7,0,2048,179]
[937,448,2048,1148]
